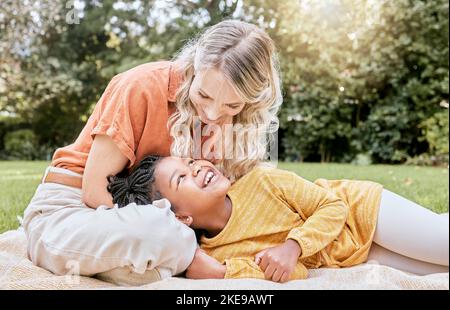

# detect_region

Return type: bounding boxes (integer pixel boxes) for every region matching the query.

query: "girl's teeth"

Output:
[204,171,214,186]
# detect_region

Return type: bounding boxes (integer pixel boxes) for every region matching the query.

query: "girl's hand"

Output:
[254,239,302,283]
[185,248,226,279]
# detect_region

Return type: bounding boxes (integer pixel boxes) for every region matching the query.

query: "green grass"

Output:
[0,161,448,234]
[279,162,449,214]
[0,161,49,233]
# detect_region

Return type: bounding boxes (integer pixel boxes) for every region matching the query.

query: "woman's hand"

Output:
[185,248,226,279]
[254,239,302,283]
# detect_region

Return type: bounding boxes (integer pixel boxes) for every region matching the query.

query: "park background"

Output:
[0,0,448,233]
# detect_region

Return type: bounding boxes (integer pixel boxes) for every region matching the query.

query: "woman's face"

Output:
[153,156,231,225]
[189,67,245,125]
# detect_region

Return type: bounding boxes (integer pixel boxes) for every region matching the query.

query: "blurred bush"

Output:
[3,129,39,160]
[2,129,54,160]
[406,110,450,166]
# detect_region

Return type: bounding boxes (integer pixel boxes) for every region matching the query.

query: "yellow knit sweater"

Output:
[200,166,383,280]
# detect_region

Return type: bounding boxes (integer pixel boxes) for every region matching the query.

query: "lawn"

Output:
[0,161,448,234]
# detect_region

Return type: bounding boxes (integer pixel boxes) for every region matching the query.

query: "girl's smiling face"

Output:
[154,156,231,226]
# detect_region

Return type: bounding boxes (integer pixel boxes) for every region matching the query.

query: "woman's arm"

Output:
[82,134,129,209]
[185,248,226,279]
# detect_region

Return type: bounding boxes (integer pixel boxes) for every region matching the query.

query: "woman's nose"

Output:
[204,105,221,121]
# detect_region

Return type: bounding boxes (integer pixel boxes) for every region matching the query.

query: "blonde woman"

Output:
[21,19,283,285]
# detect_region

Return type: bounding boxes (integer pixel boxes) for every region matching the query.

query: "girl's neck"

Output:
[203,195,232,238]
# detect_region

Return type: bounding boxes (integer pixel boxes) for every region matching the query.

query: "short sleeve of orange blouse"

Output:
[89,73,148,166]
[51,61,180,174]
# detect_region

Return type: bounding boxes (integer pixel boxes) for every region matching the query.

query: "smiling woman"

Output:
[169,19,283,182]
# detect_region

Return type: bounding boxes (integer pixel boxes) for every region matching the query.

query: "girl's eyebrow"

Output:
[169,169,179,190]
[169,158,192,190]
[199,88,241,105]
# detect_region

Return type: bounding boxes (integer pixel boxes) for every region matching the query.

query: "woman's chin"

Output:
[198,116,219,126]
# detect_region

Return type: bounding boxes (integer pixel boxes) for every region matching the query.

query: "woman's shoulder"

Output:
[116,60,172,78]
[111,60,175,91]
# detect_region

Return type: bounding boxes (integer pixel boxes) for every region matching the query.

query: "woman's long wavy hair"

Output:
[169,19,283,182]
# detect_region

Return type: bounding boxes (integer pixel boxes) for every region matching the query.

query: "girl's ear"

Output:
[175,214,193,226]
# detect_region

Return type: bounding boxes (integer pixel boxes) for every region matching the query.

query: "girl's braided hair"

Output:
[107,155,163,208]
[107,154,206,242]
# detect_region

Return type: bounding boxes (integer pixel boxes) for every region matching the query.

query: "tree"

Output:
[0,0,448,164]
[242,0,449,163]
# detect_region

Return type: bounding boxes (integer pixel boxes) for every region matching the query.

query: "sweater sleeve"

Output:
[283,172,349,259]
[224,257,308,280]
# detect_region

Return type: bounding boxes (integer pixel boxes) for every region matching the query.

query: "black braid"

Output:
[108,154,206,243]
[107,155,163,208]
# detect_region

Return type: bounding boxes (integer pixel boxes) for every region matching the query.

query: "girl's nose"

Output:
[190,163,201,176]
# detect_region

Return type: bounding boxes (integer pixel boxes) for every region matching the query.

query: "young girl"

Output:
[107,155,449,282]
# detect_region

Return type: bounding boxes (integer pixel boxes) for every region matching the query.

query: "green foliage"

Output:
[405,109,450,165]
[351,153,373,166]
[359,102,413,163]
[0,114,25,154]
[419,110,449,156]
[271,0,449,164]
[3,129,38,160]
[0,0,448,164]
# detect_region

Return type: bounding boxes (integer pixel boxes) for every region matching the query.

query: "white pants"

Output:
[22,166,197,286]
[368,189,449,275]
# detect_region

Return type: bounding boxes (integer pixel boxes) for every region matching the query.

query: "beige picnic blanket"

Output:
[0,228,448,290]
